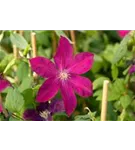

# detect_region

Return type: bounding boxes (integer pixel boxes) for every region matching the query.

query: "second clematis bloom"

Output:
[117,30,130,38]
[23,99,65,121]
[30,36,94,116]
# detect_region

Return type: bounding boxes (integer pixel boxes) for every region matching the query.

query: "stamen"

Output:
[58,70,70,80]
[39,110,50,119]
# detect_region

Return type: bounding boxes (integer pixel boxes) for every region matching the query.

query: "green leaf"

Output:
[114,101,121,110]
[55,30,73,44]
[5,88,24,113]
[108,79,125,101]
[53,112,68,121]
[0,46,7,61]
[113,79,125,94]
[0,31,4,42]
[18,77,33,92]
[120,95,132,109]
[75,114,91,121]
[94,79,126,101]
[9,116,21,121]
[10,33,28,49]
[93,77,109,90]
[102,44,119,64]
[107,102,117,121]
[22,88,35,109]
[0,114,5,121]
[3,58,16,74]
[0,54,13,72]
[16,61,29,81]
[113,34,130,64]
[111,65,119,80]
[91,54,104,73]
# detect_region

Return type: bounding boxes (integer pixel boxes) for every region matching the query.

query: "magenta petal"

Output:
[69,75,93,97]
[60,82,77,116]
[30,57,57,78]
[0,104,2,113]
[37,77,59,102]
[67,52,94,74]
[117,30,130,38]
[129,65,135,74]
[0,79,10,92]
[54,36,74,70]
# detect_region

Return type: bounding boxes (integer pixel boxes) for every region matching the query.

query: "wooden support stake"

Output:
[19,30,24,36]
[13,30,19,59]
[31,32,37,58]
[52,31,57,57]
[31,32,38,79]
[101,80,109,121]
[70,30,76,53]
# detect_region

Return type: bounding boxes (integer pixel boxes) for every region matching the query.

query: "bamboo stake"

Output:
[31,32,38,79]
[101,80,109,121]
[0,94,9,118]
[31,32,37,58]
[52,31,57,57]
[19,30,24,36]
[13,30,19,59]
[12,31,19,83]
[70,30,76,53]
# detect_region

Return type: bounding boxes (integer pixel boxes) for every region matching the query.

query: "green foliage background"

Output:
[0,30,135,121]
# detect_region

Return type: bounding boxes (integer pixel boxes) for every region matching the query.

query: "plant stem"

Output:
[119,109,126,121]
[0,94,9,118]
[52,31,57,57]
[101,80,109,121]
[70,30,76,53]
[12,113,25,121]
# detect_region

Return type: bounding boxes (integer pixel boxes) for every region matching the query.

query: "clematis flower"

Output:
[23,99,65,121]
[117,30,130,38]
[129,65,135,74]
[0,73,10,114]
[30,36,94,116]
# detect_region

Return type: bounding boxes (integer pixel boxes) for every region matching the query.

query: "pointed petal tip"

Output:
[66,109,74,117]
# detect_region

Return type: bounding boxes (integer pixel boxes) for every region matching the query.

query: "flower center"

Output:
[39,110,50,119]
[59,71,70,80]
